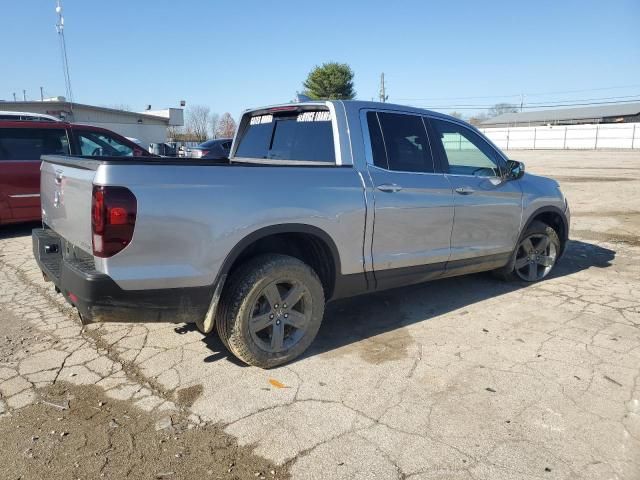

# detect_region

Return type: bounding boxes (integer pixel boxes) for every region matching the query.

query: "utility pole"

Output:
[520,93,524,112]
[23,90,26,101]
[379,73,388,103]
[40,87,44,101]
[12,92,16,101]
[56,0,74,103]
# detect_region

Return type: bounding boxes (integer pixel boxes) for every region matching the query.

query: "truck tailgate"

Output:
[40,156,98,254]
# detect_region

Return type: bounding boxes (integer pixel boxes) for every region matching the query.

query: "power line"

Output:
[415,98,640,111]
[392,84,640,102]
[411,94,640,110]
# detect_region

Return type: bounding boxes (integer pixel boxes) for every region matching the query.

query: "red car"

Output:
[0,116,151,226]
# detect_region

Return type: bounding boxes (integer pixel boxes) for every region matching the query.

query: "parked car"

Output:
[0,110,61,122]
[0,116,152,225]
[126,137,147,150]
[189,138,233,159]
[32,101,570,368]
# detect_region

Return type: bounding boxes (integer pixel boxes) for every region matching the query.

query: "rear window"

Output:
[235,110,335,163]
[0,128,70,161]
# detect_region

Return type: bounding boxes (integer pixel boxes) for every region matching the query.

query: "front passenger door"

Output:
[428,118,522,262]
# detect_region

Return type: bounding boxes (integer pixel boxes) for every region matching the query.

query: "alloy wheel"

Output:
[248,279,312,353]
[514,233,557,281]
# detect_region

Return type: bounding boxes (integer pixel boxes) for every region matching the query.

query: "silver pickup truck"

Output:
[32,100,570,368]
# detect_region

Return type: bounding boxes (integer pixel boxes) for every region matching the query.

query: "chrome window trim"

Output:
[367,163,444,177]
[9,193,40,198]
[445,173,503,180]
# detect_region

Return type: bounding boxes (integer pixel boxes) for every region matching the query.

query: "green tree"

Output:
[303,62,356,100]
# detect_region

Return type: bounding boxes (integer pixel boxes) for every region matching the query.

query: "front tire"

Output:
[216,254,325,368]
[495,220,560,282]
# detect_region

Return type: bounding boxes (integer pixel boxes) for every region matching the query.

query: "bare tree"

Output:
[185,105,211,142]
[215,113,237,139]
[468,113,489,126]
[209,113,220,139]
[488,103,518,118]
[167,125,183,141]
[448,111,463,119]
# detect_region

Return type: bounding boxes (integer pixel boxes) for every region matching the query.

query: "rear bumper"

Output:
[32,228,212,324]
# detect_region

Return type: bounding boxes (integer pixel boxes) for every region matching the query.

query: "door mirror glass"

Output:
[506,159,525,180]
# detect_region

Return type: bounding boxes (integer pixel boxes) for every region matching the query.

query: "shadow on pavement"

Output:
[192,239,615,365]
[304,239,615,362]
[0,224,616,366]
[0,222,41,240]
[194,240,616,366]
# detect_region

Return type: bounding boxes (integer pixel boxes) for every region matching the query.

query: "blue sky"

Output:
[3,0,639,118]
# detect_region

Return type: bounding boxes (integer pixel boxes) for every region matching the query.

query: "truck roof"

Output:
[241,100,461,124]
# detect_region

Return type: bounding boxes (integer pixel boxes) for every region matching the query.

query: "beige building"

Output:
[0,99,183,148]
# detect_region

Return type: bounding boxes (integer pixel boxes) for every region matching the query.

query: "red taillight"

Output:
[91,186,137,258]
[200,150,209,157]
[109,207,128,225]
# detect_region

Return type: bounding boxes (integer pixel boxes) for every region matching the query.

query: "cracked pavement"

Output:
[1,151,639,479]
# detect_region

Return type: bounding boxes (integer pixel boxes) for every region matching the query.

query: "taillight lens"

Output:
[91,186,137,258]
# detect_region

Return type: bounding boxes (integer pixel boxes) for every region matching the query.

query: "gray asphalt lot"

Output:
[1,150,639,479]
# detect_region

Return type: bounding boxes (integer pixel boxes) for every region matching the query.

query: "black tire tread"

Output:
[216,254,325,368]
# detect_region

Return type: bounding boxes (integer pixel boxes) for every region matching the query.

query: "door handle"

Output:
[377,183,403,193]
[455,186,475,195]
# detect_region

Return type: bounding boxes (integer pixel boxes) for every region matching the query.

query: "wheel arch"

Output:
[218,224,342,299]
[521,206,569,256]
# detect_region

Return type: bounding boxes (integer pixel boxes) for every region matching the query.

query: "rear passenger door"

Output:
[0,127,70,222]
[427,118,522,262]
[364,111,454,289]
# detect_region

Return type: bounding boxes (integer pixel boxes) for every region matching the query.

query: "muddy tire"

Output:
[216,254,325,368]
[494,221,561,282]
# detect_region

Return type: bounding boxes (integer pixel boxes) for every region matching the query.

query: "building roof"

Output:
[481,102,640,126]
[0,101,173,122]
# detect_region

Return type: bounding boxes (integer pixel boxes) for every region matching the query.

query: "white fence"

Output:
[480,122,640,150]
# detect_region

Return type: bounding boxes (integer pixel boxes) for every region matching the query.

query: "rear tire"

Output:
[494,220,560,282]
[216,254,325,368]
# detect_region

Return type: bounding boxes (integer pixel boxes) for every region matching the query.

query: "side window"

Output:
[42,130,71,156]
[430,119,501,177]
[367,112,434,173]
[0,128,69,161]
[76,131,134,157]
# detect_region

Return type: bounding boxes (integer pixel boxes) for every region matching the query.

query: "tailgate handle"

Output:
[455,186,475,195]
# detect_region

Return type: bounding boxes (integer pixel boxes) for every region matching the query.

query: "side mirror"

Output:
[505,159,525,180]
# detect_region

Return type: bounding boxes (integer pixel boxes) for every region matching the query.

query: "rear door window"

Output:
[0,128,70,161]
[366,112,435,173]
[235,110,335,163]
